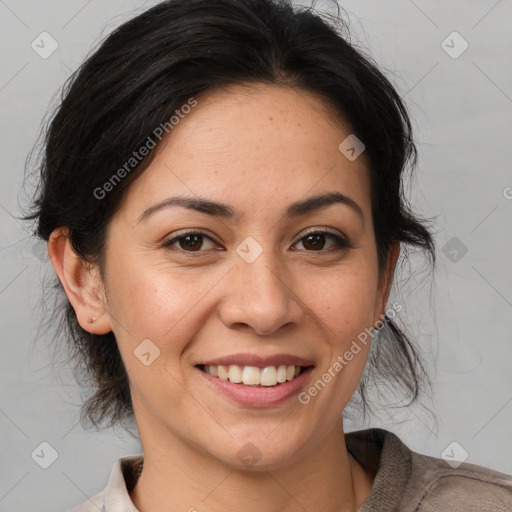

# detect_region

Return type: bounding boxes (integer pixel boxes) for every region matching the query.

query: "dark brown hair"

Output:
[25,0,436,431]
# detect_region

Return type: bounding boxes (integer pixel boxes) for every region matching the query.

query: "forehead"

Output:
[117,84,372,223]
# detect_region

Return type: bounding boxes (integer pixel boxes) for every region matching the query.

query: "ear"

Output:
[373,241,400,325]
[48,227,112,335]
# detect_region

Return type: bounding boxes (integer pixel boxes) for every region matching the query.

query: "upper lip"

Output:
[196,353,315,368]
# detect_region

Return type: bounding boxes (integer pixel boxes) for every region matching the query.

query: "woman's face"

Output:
[96,84,397,468]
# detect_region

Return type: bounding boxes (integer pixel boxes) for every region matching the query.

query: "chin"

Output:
[209,430,309,471]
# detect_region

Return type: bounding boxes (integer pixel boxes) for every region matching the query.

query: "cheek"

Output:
[104,256,200,355]
[106,268,199,406]
[299,264,380,343]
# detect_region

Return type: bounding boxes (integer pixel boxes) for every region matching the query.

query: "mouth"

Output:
[195,363,313,387]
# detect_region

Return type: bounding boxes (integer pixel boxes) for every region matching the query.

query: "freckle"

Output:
[269,117,273,121]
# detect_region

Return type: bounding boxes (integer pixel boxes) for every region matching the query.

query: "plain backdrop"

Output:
[1,1,511,511]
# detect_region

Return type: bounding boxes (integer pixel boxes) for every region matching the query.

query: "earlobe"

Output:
[47,228,112,335]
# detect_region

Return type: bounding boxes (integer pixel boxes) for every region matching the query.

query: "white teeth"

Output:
[242,366,260,385]
[218,365,229,381]
[277,364,287,383]
[260,366,277,386]
[204,364,305,386]
[228,365,243,383]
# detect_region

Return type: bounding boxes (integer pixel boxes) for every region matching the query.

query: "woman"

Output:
[26,0,512,510]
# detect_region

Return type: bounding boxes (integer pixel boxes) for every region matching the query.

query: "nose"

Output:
[218,250,305,336]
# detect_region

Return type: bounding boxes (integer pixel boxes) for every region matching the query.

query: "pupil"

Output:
[304,233,325,250]
[182,234,202,251]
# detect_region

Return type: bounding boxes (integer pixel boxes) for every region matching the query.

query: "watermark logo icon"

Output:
[441,441,469,469]
[442,236,468,263]
[31,32,59,59]
[441,32,469,59]
[32,240,49,262]
[236,236,263,264]
[134,338,161,366]
[31,441,59,469]
[237,442,262,467]
[338,134,365,161]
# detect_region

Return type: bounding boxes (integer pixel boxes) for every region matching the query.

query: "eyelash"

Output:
[161,229,352,255]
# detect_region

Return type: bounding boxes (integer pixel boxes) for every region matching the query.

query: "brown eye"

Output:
[294,231,350,252]
[177,234,203,251]
[302,233,327,250]
[163,231,217,252]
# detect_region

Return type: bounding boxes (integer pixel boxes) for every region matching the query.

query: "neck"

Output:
[129,418,374,512]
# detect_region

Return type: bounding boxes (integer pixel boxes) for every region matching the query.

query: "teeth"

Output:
[228,365,243,383]
[277,365,287,383]
[218,365,229,381]
[204,364,304,386]
[260,366,277,386]
[243,365,260,385]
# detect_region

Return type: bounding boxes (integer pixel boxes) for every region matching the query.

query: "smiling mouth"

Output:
[196,364,312,387]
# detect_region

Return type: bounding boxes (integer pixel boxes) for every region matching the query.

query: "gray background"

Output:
[1,1,511,511]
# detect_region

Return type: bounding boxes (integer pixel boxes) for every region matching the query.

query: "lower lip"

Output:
[196,366,314,408]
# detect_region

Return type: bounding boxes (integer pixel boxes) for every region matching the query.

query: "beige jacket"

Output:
[69,428,512,511]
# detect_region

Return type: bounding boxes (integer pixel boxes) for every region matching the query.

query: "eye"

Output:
[292,230,351,253]
[162,231,218,252]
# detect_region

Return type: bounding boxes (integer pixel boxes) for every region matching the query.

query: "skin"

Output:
[49,83,399,512]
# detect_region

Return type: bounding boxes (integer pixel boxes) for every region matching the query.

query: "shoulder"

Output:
[65,454,142,512]
[346,428,512,512]
[407,449,512,511]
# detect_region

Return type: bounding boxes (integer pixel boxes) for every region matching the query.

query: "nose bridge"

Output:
[240,246,285,300]
[219,237,303,335]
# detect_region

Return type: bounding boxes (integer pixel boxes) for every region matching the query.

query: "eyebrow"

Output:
[136,191,364,225]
